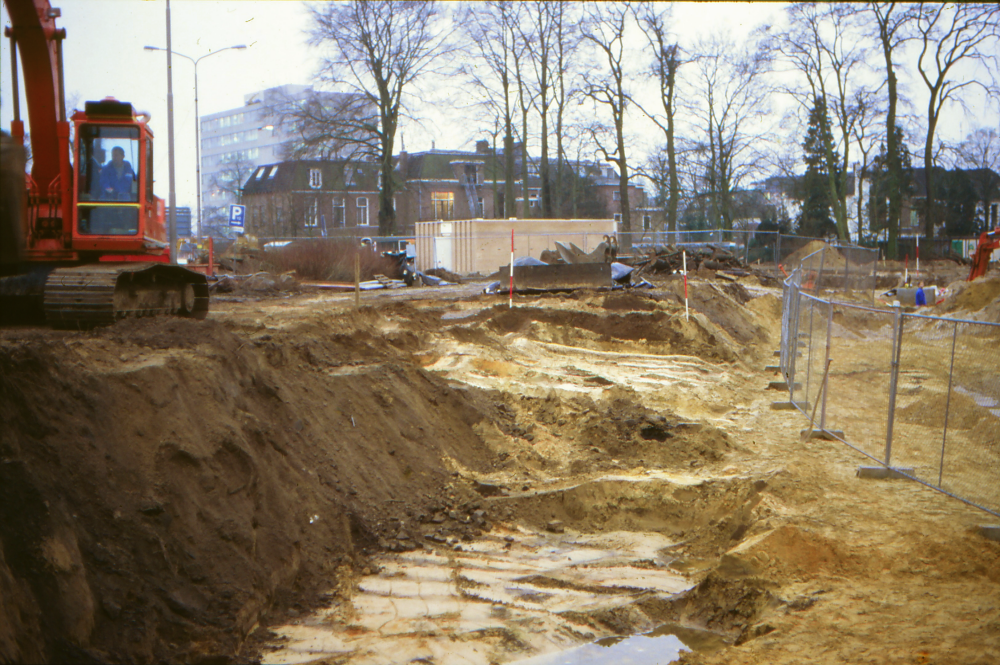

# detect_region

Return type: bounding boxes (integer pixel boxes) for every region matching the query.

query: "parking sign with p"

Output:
[229,204,246,232]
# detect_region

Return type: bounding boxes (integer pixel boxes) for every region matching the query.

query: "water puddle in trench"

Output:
[262,527,696,665]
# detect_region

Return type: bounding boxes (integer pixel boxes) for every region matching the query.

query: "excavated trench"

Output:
[1,284,800,664]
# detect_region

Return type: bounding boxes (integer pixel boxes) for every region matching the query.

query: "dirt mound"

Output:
[783,241,847,271]
[663,280,771,350]
[939,277,1000,312]
[897,390,988,430]
[717,525,869,582]
[0,318,502,663]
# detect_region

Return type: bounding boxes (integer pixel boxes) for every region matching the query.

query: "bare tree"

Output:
[953,127,1000,231]
[552,2,581,218]
[850,89,888,241]
[510,18,535,219]
[522,1,557,217]
[867,1,919,258]
[309,0,453,236]
[915,2,1000,238]
[462,1,520,219]
[580,2,634,234]
[691,32,773,232]
[268,90,377,163]
[776,3,879,242]
[635,2,685,234]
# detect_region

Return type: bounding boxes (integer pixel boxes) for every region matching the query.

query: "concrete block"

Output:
[856,466,915,480]
[768,381,802,391]
[773,350,802,357]
[800,428,844,441]
[764,365,780,372]
[977,525,1000,542]
[770,401,808,411]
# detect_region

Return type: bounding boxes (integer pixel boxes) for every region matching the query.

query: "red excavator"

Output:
[0,0,208,327]
[967,226,999,281]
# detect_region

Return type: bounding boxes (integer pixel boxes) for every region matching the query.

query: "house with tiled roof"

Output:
[241,160,383,238]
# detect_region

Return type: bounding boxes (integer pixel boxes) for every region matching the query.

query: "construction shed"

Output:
[415,218,617,275]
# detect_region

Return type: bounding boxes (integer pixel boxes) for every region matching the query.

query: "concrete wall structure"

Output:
[416,218,617,275]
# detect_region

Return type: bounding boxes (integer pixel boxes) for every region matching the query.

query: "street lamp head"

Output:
[233,45,248,50]
[144,46,161,51]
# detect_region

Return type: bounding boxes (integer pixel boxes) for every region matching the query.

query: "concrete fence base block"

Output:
[768,381,802,391]
[771,401,808,411]
[800,428,844,441]
[978,525,1000,542]
[764,365,780,372]
[856,466,915,480]
[773,350,802,358]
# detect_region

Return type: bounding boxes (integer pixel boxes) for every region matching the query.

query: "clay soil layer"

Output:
[1,270,999,665]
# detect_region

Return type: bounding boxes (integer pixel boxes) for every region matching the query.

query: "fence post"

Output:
[815,245,826,296]
[820,302,834,430]
[884,306,904,466]
[844,246,851,294]
[776,233,782,265]
[938,321,959,487]
[788,277,801,405]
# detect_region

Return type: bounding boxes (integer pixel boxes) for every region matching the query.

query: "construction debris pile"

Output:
[630,243,746,278]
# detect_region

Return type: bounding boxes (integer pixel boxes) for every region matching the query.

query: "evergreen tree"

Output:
[796,96,840,237]
[937,168,978,237]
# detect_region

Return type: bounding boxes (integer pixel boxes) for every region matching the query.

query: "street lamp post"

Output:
[145,43,246,237]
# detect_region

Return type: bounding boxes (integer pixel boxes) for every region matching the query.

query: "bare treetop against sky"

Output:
[2,0,997,213]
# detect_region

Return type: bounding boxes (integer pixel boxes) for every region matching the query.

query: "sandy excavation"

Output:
[1,267,999,665]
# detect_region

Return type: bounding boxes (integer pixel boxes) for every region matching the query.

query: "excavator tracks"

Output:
[43,263,209,329]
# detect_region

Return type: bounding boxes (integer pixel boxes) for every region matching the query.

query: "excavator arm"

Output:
[3,0,72,250]
[967,227,999,281]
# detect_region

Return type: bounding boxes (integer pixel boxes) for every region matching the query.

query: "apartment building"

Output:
[199,84,357,222]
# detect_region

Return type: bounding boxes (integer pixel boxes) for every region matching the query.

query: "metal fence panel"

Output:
[889,315,1000,515]
[781,244,1000,518]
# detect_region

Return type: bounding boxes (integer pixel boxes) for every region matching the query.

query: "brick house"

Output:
[241,141,651,237]
[241,160,383,238]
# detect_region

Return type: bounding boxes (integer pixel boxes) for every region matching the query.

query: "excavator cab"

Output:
[71,99,167,256]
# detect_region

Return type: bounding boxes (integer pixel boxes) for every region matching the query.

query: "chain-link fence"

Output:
[780,248,1000,517]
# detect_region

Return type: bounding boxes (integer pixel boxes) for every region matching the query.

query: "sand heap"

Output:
[783,240,848,271]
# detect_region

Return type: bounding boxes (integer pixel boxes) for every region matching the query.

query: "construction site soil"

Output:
[1,267,999,665]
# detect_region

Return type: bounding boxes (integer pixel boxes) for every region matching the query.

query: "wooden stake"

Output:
[354,253,360,307]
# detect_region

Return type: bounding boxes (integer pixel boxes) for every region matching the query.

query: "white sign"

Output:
[228,204,246,231]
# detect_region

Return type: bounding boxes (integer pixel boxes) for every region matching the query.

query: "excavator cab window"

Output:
[77,125,140,235]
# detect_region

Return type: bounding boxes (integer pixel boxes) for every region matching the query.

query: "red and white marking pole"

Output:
[509,229,514,309]
[683,250,689,321]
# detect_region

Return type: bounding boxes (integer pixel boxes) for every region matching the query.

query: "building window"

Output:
[612,190,621,201]
[643,214,651,231]
[357,197,369,226]
[267,166,278,180]
[309,168,322,189]
[254,167,266,181]
[465,164,479,185]
[431,192,454,220]
[613,213,622,224]
[305,198,318,227]
[477,197,484,218]
[333,197,346,227]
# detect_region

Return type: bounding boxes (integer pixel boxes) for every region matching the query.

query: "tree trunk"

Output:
[666,81,678,234]
[884,60,900,259]
[923,106,939,239]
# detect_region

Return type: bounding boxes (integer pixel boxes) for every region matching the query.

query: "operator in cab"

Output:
[100,146,136,201]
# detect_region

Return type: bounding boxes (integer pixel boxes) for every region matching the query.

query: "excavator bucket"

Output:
[499,263,612,292]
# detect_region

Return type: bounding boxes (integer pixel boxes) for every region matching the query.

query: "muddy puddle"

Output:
[263,524,695,664]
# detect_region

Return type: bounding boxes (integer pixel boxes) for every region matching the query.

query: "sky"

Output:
[2,1,996,213]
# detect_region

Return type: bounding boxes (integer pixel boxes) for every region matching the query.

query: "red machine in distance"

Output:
[967,227,1000,281]
[1,0,208,327]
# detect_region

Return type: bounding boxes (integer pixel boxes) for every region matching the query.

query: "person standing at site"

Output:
[99,146,136,201]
